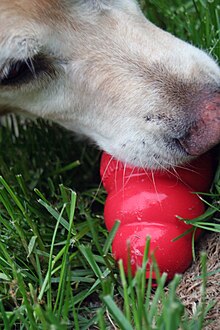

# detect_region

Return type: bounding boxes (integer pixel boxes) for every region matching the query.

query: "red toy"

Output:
[100,152,215,280]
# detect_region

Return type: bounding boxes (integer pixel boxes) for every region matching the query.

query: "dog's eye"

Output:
[1,61,31,83]
[0,56,55,86]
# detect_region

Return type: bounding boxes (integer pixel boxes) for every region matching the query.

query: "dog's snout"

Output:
[179,91,220,156]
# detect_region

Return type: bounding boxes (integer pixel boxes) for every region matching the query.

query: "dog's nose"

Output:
[179,91,220,156]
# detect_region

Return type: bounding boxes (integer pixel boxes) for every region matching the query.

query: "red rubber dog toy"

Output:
[100,152,215,280]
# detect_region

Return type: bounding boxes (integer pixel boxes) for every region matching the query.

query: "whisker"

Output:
[25,57,36,78]
[151,168,162,207]
[154,157,202,190]
[162,158,201,176]
[124,165,136,187]
[139,154,162,208]
[114,159,119,192]
[153,157,181,182]
[122,161,127,199]
[89,153,114,206]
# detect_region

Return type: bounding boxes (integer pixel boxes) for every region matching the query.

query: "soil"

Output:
[177,232,220,329]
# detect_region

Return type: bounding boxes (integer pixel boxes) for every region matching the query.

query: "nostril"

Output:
[178,92,220,156]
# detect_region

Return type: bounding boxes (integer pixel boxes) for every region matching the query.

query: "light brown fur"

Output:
[0,0,220,168]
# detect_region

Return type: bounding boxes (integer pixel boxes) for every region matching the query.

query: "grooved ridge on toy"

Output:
[100,152,215,280]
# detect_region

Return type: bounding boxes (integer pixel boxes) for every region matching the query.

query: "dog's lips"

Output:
[178,93,220,156]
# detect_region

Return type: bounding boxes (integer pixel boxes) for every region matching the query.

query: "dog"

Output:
[0,0,220,169]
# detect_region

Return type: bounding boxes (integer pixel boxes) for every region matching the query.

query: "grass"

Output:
[140,0,220,59]
[0,0,220,329]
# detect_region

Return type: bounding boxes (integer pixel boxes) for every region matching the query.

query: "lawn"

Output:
[0,1,220,329]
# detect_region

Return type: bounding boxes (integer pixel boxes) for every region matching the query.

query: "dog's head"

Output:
[0,0,220,168]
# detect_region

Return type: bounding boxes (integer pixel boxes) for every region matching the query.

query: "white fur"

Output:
[0,0,220,168]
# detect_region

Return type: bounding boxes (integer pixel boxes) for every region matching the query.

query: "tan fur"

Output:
[0,0,220,169]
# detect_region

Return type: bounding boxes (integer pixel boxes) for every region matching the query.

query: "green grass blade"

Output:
[102,295,133,330]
